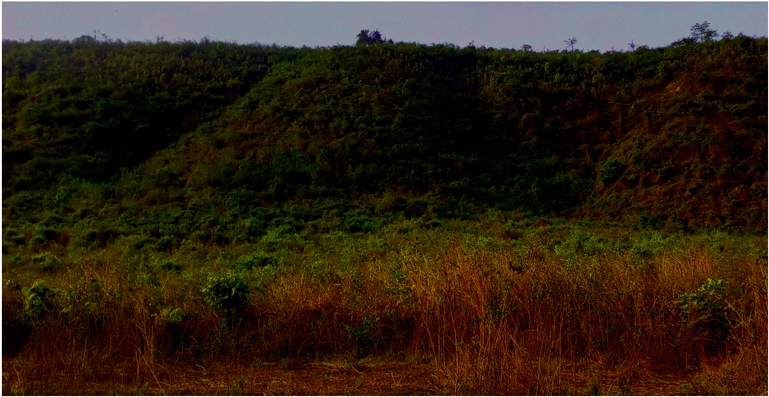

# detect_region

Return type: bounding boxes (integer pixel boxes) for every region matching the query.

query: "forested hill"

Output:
[2,35,767,250]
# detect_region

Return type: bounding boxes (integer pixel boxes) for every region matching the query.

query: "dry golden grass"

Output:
[3,231,766,395]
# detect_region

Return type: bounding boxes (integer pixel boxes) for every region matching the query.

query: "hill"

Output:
[3,36,766,251]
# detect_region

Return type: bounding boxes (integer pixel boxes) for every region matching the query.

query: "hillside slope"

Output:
[2,36,766,251]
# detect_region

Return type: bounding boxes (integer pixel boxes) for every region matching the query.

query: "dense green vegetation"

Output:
[3,34,766,248]
[2,31,766,395]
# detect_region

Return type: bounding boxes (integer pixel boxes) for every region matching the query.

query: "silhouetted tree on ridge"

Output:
[356,29,393,46]
[690,21,719,42]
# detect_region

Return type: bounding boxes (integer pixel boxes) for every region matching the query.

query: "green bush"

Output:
[3,228,26,246]
[631,232,672,257]
[21,281,56,315]
[343,216,386,233]
[677,278,729,316]
[30,227,58,246]
[157,236,174,252]
[553,229,612,268]
[159,260,184,273]
[31,252,62,272]
[233,251,277,271]
[676,278,732,347]
[158,307,188,324]
[243,216,267,240]
[59,278,103,315]
[345,316,380,359]
[201,272,250,317]
[600,160,626,184]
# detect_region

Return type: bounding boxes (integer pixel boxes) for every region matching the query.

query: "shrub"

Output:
[677,278,729,316]
[59,278,103,315]
[21,281,56,315]
[157,236,174,252]
[553,229,611,268]
[343,216,386,233]
[631,232,672,257]
[158,307,188,324]
[600,159,626,184]
[233,251,277,271]
[31,252,62,272]
[201,272,249,318]
[160,260,184,273]
[30,227,58,246]
[345,316,380,359]
[3,228,26,246]
[243,216,267,240]
[676,278,732,348]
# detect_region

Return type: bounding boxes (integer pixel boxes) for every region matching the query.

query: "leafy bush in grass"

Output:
[30,227,58,246]
[631,232,673,257]
[345,316,380,359]
[677,278,733,347]
[600,160,626,184]
[21,281,56,316]
[553,229,614,268]
[677,278,729,315]
[31,252,62,272]
[343,216,386,233]
[158,307,189,324]
[159,260,184,274]
[3,228,26,246]
[233,251,277,271]
[59,278,104,315]
[201,272,249,318]
[239,216,267,242]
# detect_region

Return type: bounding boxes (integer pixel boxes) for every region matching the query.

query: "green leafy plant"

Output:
[600,160,626,184]
[30,227,58,246]
[243,217,267,241]
[677,278,729,316]
[233,251,277,271]
[21,281,56,315]
[59,278,103,315]
[343,216,386,233]
[345,316,380,359]
[158,307,188,324]
[201,272,250,318]
[386,270,410,296]
[31,252,62,272]
[553,229,612,262]
[3,228,26,246]
[631,232,672,258]
[159,260,184,273]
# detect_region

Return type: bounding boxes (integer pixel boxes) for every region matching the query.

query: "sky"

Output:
[3,2,767,52]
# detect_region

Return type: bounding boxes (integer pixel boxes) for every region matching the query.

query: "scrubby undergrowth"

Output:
[3,221,767,395]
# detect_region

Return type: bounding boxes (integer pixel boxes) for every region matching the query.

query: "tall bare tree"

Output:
[564,37,577,51]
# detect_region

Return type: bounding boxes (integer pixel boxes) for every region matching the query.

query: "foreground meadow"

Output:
[3,219,766,395]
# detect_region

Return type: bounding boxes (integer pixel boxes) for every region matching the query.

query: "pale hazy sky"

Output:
[3,2,767,52]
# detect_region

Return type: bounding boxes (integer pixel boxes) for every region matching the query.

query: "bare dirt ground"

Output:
[3,359,439,396]
[3,357,698,396]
